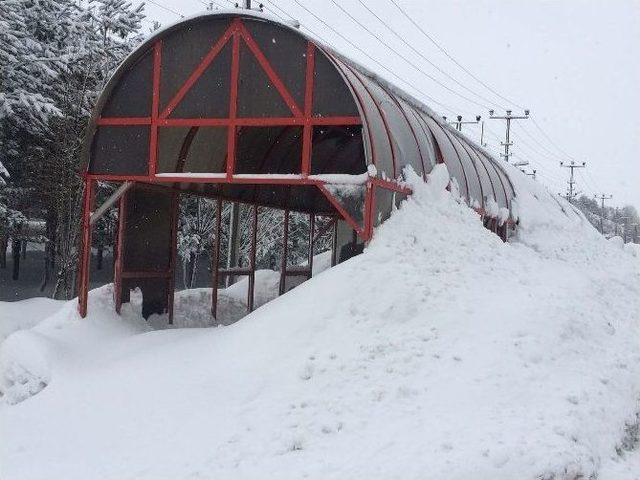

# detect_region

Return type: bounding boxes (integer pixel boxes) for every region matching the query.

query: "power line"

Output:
[530,115,576,161]
[328,0,493,111]
[269,0,579,197]
[386,0,526,110]
[276,0,466,117]
[384,0,586,166]
[511,124,566,162]
[353,0,503,110]
[147,0,184,18]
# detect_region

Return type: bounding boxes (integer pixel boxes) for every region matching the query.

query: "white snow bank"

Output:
[0,297,64,343]
[1,165,639,480]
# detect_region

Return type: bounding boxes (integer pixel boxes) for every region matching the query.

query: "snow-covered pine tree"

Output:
[0,0,68,275]
[0,0,145,295]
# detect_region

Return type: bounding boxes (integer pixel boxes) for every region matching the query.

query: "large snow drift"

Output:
[1,165,639,479]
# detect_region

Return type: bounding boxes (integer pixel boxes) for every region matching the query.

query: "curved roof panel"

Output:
[85,11,515,219]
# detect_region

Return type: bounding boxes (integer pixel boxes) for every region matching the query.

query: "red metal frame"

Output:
[78,179,94,317]
[301,42,315,176]
[226,20,241,180]
[114,194,126,313]
[79,18,395,319]
[160,27,235,119]
[239,22,302,117]
[149,41,162,176]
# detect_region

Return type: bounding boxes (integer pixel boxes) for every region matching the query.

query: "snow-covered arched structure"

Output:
[79,11,516,320]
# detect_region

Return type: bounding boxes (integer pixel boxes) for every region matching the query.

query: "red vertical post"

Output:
[211,198,223,319]
[301,42,315,176]
[114,192,127,314]
[247,205,258,312]
[363,180,375,241]
[77,179,94,318]
[149,41,162,177]
[226,21,241,180]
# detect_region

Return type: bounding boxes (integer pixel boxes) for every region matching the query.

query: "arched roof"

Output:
[85,11,515,219]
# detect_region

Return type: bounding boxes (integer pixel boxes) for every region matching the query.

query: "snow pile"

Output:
[1,165,639,479]
[0,298,63,343]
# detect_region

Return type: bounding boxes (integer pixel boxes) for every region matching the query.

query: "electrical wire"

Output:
[271,0,467,117]
[353,0,503,111]
[382,0,588,169]
[328,0,493,111]
[530,115,577,161]
[261,2,582,196]
[386,0,526,111]
[147,0,184,18]
[198,0,229,10]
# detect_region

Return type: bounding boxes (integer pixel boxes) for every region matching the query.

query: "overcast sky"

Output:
[142,0,640,208]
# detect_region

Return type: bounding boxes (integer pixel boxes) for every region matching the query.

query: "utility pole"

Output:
[448,115,481,132]
[560,160,586,201]
[620,216,630,243]
[488,109,529,163]
[236,1,263,10]
[480,120,487,147]
[594,194,612,234]
[525,169,537,180]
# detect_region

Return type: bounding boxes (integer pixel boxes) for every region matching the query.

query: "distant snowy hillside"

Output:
[1,166,639,480]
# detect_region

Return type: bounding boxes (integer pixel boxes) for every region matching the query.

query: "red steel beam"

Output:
[114,193,127,314]
[226,21,241,180]
[317,184,366,240]
[159,25,235,119]
[98,116,361,128]
[364,181,374,239]
[370,177,412,194]
[77,179,94,318]
[238,21,303,117]
[97,117,151,126]
[149,41,162,176]
[301,41,315,176]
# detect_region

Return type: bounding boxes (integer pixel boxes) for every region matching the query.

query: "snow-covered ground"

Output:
[1,165,639,479]
[0,297,64,343]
